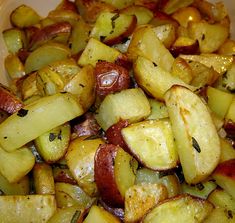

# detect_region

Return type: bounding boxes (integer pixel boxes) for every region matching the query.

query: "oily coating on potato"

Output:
[94,61,130,97]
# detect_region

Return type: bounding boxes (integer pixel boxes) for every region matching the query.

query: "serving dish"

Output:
[0,0,234,86]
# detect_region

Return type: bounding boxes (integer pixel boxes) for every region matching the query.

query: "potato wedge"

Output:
[0,146,35,183]
[2,28,26,54]
[0,93,84,152]
[83,205,121,223]
[0,85,23,114]
[127,26,174,72]
[146,99,169,120]
[94,144,138,207]
[135,168,181,198]
[212,159,235,201]
[220,138,235,163]
[48,206,85,223]
[142,194,213,223]
[207,86,234,119]
[55,182,95,208]
[159,0,194,14]
[35,123,71,163]
[180,54,233,76]
[29,21,72,50]
[69,19,91,55]
[152,23,176,49]
[10,4,41,28]
[122,119,179,170]
[33,163,55,195]
[25,43,71,74]
[64,65,95,111]
[172,6,201,28]
[121,5,153,26]
[90,12,137,45]
[95,88,150,130]
[4,54,25,79]
[164,85,220,184]
[124,183,168,222]
[0,195,56,223]
[0,174,29,195]
[133,56,193,101]
[188,21,229,53]
[66,137,104,197]
[204,207,235,223]
[78,38,121,67]
[208,188,235,212]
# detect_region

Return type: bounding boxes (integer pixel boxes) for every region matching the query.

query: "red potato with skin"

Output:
[94,143,138,207]
[56,0,78,12]
[94,144,124,207]
[134,0,159,11]
[0,85,23,114]
[223,121,235,140]
[170,37,199,57]
[212,159,235,200]
[94,61,130,97]
[106,119,129,151]
[72,113,101,139]
[28,22,72,50]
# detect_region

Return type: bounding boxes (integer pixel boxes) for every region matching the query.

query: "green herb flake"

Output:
[227,210,233,219]
[17,109,28,117]
[192,137,201,153]
[195,183,204,191]
[70,210,81,223]
[49,133,57,142]
[100,36,106,42]
[57,130,62,140]
[111,13,119,29]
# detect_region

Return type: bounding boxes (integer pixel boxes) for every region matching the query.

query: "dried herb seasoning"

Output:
[70,210,81,223]
[192,137,201,153]
[17,108,28,117]
[49,133,57,142]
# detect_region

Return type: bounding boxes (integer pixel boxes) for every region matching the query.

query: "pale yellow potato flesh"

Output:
[0,93,84,152]
[164,85,220,184]
[0,195,56,223]
[142,195,213,223]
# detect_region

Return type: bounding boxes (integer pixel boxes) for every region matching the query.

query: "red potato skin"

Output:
[94,144,124,207]
[99,199,124,221]
[0,85,23,114]
[53,169,77,185]
[115,54,132,71]
[135,0,159,11]
[94,61,130,97]
[17,48,30,63]
[28,22,72,49]
[170,40,199,57]
[106,119,129,151]
[150,11,179,29]
[223,121,235,140]
[56,0,78,13]
[103,15,137,46]
[72,112,101,138]
[213,159,235,178]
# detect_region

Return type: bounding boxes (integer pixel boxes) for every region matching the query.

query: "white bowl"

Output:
[0,0,234,85]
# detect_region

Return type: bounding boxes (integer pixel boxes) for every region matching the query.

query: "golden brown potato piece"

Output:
[0,85,23,114]
[75,0,116,23]
[172,6,201,28]
[90,12,137,45]
[94,61,130,97]
[52,165,77,185]
[106,119,129,152]
[170,37,199,57]
[158,0,194,14]
[142,194,213,223]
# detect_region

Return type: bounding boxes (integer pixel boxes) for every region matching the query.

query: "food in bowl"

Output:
[0,0,235,222]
